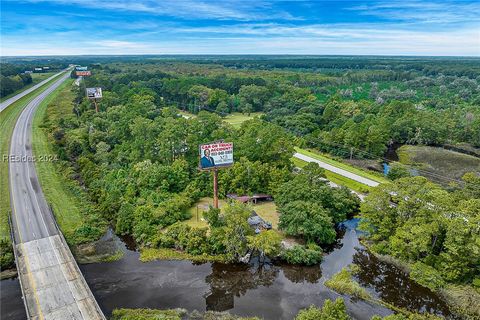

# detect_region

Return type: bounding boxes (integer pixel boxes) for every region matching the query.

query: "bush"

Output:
[295,298,350,320]
[72,224,103,244]
[111,308,185,320]
[410,262,446,291]
[159,223,209,255]
[324,267,371,300]
[282,244,323,265]
[203,207,223,228]
[387,163,411,180]
[0,238,14,270]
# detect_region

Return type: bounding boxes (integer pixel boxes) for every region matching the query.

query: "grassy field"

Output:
[292,157,371,193]
[295,147,389,184]
[0,73,63,239]
[253,201,279,229]
[397,145,480,185]
[184,197,227,228]
[31,79,84,240]
[177,110,195,119]
[223,112,264,128]
[0,72,56,103]
[184,197,279,229]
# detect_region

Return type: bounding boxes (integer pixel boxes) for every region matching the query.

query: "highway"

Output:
[7,71,105,319]
[293,152,380,187]
[0,71,64,113]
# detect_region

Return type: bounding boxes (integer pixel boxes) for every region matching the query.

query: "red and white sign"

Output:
[76,71,91,76]
[199,142,234,169]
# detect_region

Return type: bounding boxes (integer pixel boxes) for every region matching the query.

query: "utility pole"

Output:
[213,168,219,208]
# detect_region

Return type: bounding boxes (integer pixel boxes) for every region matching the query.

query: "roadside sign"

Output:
[199,141,234,170]
[76,71,91,76]
[86,87,102,99]
[76,66,88,71]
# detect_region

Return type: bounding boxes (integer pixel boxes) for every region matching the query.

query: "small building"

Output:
[226,193,272,204]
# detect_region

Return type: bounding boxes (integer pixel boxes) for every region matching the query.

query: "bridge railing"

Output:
[8,213,31,319]
[49,204,106,319]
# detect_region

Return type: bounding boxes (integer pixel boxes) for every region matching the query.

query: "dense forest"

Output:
[0,63,33,97]
[72,57,480,161]
[0,62,66,97]
[16,56,479,318]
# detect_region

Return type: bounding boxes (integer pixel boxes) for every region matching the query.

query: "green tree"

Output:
[247,230,282,263]
[279,200,336,244]
[235,118,295,168]
[220,202,254,261]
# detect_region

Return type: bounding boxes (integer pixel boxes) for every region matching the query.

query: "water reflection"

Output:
[353,250,453,318]
[281,264,322,284]
[1,219,454,320]
[205,263,278,311]
[0,277,26,320]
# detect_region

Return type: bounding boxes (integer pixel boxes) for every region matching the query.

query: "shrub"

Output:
[0,238,14,270]
[295,298,350,320]
[324,267,371,300]
[282,244,323,265]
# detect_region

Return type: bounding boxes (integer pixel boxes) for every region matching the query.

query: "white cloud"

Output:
[14,0,296,21]
[91,40,150,49]
[2,25,479,56]
[350,1,480,24]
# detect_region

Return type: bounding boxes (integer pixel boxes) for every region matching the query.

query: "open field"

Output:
[32,79,85,240]
[0,72,56,103]
[0,73,62,239]
[397,145,480,185]
[223,112,264,128]
[184,197,279,229]
[295,147,389,184]
[252,201,279,229]
[184,197,227,228]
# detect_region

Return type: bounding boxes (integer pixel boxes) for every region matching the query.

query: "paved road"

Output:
[8,72,70,243]
[294,152,380,187]
[7,71,105,319]
[0,71,64,113]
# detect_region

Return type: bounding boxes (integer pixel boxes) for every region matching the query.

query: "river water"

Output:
[1,220,453,320]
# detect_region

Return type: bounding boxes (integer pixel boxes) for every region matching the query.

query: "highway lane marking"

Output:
[10,163,45,320]
[8,72,68,320]
[0,71,64,113]
[23,74,87,319]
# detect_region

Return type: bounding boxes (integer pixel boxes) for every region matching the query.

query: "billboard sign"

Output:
[86,87,102,99]
[199,142,233,170]
[76,66,88,71]
[76,70,91,76]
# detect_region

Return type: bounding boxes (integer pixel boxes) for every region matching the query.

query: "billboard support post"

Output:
[94,98,98,113]
[213,168,219,209]
[198,141,233,209]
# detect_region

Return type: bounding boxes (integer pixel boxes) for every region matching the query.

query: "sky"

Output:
[1,0,479,56]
